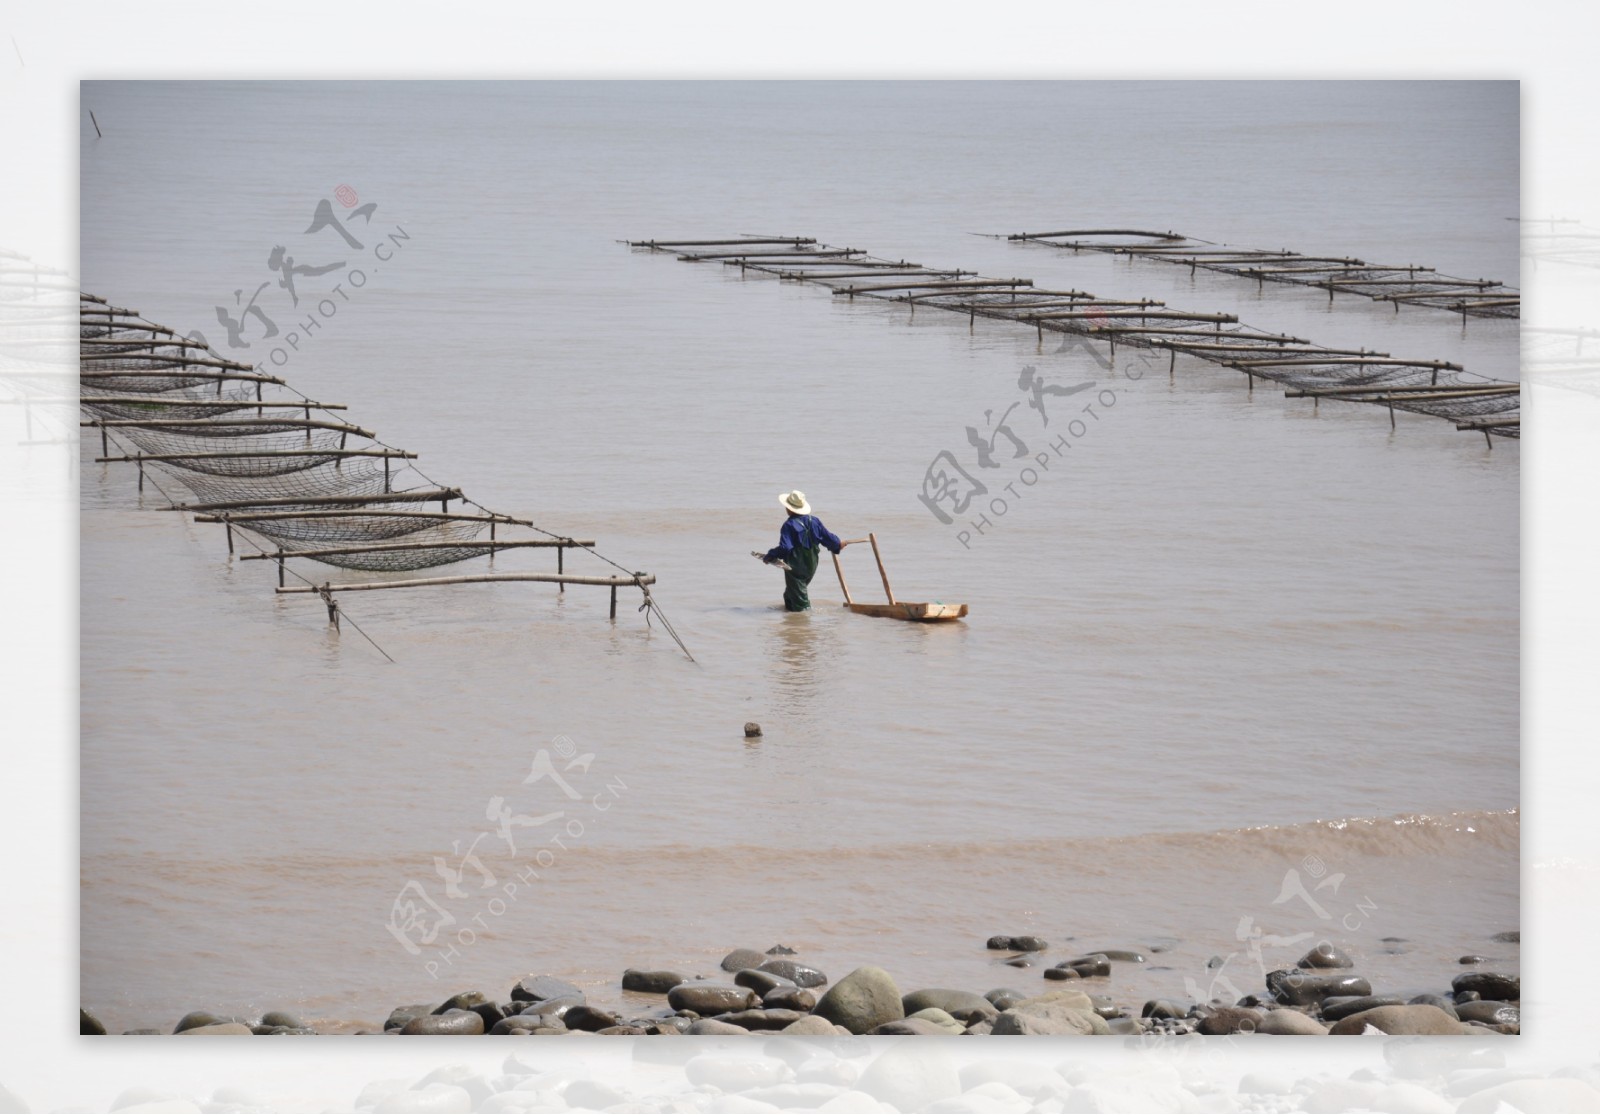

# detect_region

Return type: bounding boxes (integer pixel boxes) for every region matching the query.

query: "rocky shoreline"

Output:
[80,933,1520,1037]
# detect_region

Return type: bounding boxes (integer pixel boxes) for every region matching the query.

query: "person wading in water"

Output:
[762,490,848,612]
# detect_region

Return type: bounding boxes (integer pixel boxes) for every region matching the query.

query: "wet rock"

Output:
[509,975,582,1004]
[1460,954,1486,964]
[435,991,503,1029]
[721,948,769,972]
[561,1004,619,1032]
[622,968,687,994]
[1002,957,1033,968]
[384,1004,435,1031]
[175,1022,253,1035]
[1105,1016,1142,1035]
[991,990,1107,1036]
[870,1017,952,1036]
[1489,930,1520,944]
[1266,968,1372,1006]
[780,1014,839,1035]
[1456,1000,1519,1026]
[1063,954,1110,977]
[1090,949,1146,963]
[122,1028,162,1035]
[744,722,762,737]
[1043,967,1081,981]
[174,1011,226,1033]
[719,1009,806,1032]
[1141,999,1186,1020]
[596,1024,648,1035]
[763,986,816,1011]
[901,989,997,1023]
[1196,1006,1263,1035]
[258,1010,303,1029]
[987,934,1047,952]
[400,1009,484,1035]
[1407,993,1459,1016]
[903,1007,964,1034]
[985,988,1027,1010]
[647,1018,689,1034]
[758,959,828,988]
[515,994,583,1021]
[668,982,759,1015]
[1452,972,1519,1001]
[1298,943,1354,969]
[488,1016,539,1035]
[1257,1009,1329,1035]
[1329,1004,1462,1036]
[1321,995,1405,1022]
[766,944,798,955]
[684,1018,752,1035]
[736,968,795,995]
[814,966,904,1035]
[81,1008,106,1035]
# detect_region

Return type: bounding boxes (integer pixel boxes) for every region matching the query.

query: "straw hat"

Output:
[778,490,811,516]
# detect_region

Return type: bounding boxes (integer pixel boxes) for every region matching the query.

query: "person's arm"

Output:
[814,517,844,555]
[764,519,797,563]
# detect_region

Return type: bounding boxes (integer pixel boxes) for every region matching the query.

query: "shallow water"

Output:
[79,80,1518,1031]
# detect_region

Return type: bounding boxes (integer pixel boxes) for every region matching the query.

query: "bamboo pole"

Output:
[867,532,895,606]
[630,238,816,248]
[96,448,415,463]
[1008,229,1183,241]
[1285,383,1517,397]
[164,488,462,512]
[193,509,536,526]
[80,356,260,374]
[79,397,347,411]
[831,551,853,606]
[1022,310,1238,324]
[678,249,862,261]
[82,417,375,436]
[239,538,590,561]
[1455,416,1521,429]
[276,571,656,594]
[1225,357,1461,370]
[838,279,1034,295]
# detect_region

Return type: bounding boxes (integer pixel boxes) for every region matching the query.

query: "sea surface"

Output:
[78,81,1519,1031]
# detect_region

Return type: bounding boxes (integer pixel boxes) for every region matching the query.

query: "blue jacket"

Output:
[766,514,843,562]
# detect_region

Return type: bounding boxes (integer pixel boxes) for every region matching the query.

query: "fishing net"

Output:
[641,239,1519,440]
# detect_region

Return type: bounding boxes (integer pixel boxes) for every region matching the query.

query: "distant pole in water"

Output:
[89,110,102,138]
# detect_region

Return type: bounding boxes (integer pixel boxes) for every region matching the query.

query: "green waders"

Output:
[782,544,821,612]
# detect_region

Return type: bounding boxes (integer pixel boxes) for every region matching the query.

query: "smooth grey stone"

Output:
[763,986,816,1011]
[258,1010,303,1029]
[757,959,827,988]
[1329,1004,1461,1035]
[122,1028,162,1035]
[1105,1016,1142,1035]
[1456,989,1481,1002]
[720,948,768,972]
[622,968,687,994]
[509,975,582,1004]
[766,944,798,955]
[1011,935,1048,952]
[1490,930,1520,943]
[986,935,1015,950]
[596,1024,648,1035]
[1043,967,1081,981]
[1090,949,1147,963]
[1003,957,1033,968]
[1408,993,1459,1016]
[175,1021,253,1035]
[1460,955,1487,964]
[814,966,903,1035]
[667,982,758,1014]
[1457,1000,1519,1026]
[384,1003,435,1031]
[1064,954,1111,977]
[561,1004,619,1031]
[1298,943,1354,969]
[648,1017,690,1033]
[1196,1006,1262,1035]
[736,968,795,994]
[718,1008,806,1031]
[1453,972,1519,1000]
[515,993,582,1020]
[901,989,997,1023]
[1321,995,1405,1021]
[870,1017,951,1036]
[1142,999,1187,1020]
[684,1017,752,1035]
[399,1009,484,1035]
[985,988,1027,1010]
[1266,968,1371,1006]
[81,1008,106,1035]
[174,1011,225,1033]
